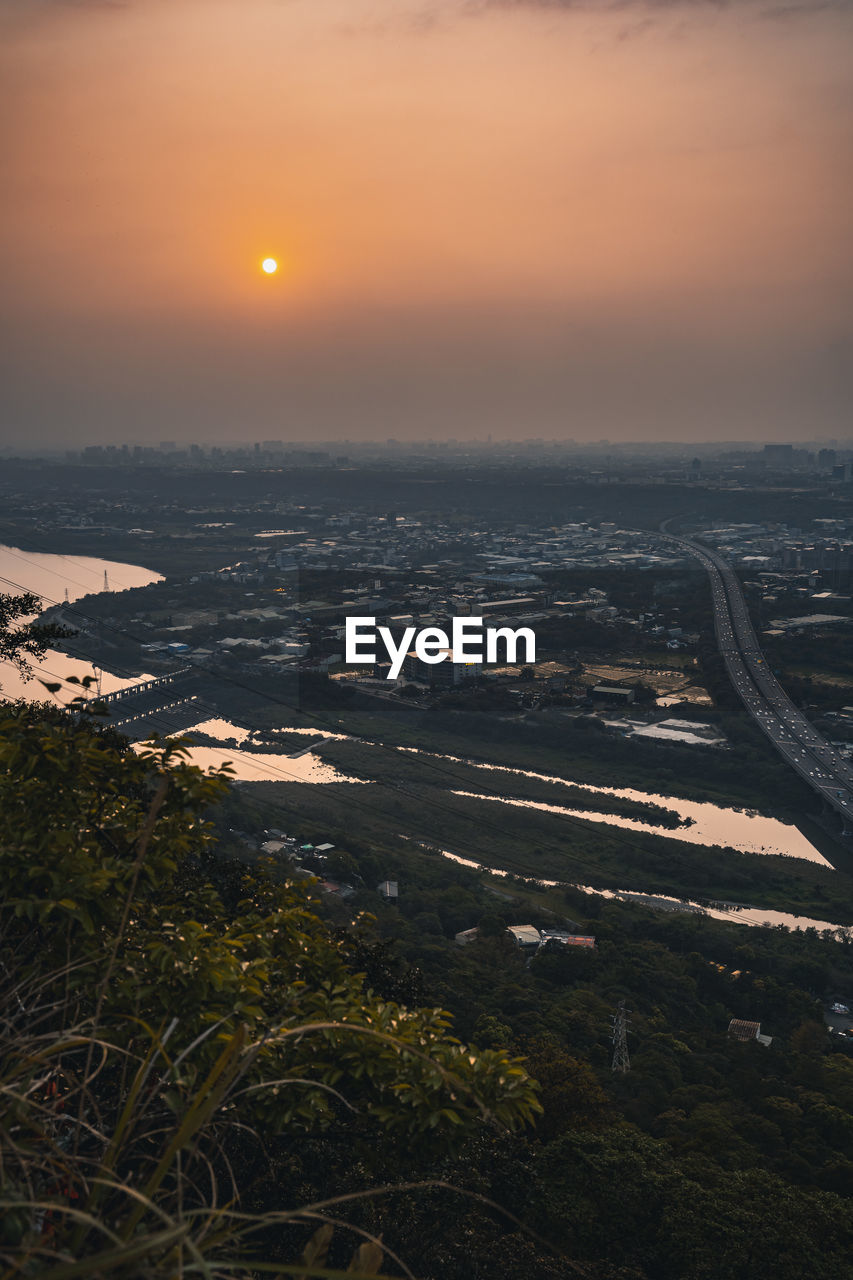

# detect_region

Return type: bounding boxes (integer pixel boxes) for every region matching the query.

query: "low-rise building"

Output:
[539,930,596,949]
[506,925,542,952]
[592,685,635,703]
[454,927,479,946]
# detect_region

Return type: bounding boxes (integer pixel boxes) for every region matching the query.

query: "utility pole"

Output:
[611,1000,632,1074]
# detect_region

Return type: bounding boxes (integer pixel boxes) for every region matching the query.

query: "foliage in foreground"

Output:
[0,705,541,1277]
[0,591,72,678]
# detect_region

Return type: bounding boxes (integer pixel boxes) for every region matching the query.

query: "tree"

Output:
[478,911,507,937]
[0,704,541,1276]
[0,590,72,684]
[518,1037,611,1140]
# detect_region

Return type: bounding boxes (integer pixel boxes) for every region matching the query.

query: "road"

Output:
[658,531,853,829]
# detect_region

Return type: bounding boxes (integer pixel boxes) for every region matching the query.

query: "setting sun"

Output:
[261,257,278,274]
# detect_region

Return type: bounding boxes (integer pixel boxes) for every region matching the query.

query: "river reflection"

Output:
[0,543,839,914]
[0,544,161,703]
[435,847,851,938]
[171,718,363,784]
[181,727,829,864]
[401,748,829,866]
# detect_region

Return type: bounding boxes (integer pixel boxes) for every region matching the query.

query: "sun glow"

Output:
[261,258,278,274]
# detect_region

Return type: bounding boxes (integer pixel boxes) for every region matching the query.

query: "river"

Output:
[2,543,848,937]
[0,543,162,702]
[398,748,830,865]
[435,845,851,938]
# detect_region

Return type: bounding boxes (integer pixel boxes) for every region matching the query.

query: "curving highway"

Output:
[657,531,852,829]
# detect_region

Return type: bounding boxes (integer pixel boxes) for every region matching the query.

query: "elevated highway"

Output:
[658,531,852,830]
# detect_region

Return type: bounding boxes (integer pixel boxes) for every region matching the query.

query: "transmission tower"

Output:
[103,570,109,591]
[611,1000,632,1074]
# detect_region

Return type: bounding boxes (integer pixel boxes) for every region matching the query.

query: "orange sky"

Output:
[1,0,851,443]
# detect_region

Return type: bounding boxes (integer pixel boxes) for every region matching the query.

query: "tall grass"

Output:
[0,968,403,1277]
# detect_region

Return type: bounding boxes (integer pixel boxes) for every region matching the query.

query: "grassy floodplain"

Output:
[213,673,821,815]
[201,673,853,922]
[239,765,853,927]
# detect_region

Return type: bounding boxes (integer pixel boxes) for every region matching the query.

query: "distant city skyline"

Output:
[1,0,851,446]
[10,436,852,463]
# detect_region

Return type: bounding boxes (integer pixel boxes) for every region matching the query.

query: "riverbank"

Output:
[0,544,161,703]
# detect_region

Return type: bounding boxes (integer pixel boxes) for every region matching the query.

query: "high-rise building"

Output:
[762,443,794,465]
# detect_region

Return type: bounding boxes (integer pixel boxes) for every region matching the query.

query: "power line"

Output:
[610,1000,632,1074]
[0,543,140,596]
[0,556,706,879]
[0,557,702,884]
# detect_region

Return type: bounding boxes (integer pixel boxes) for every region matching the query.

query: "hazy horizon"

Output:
[2,0,851,447]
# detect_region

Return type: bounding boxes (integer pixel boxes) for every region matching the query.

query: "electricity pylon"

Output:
[611,1000,632,1074]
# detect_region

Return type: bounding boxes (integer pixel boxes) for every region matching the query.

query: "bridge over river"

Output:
[87,668,214,737]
